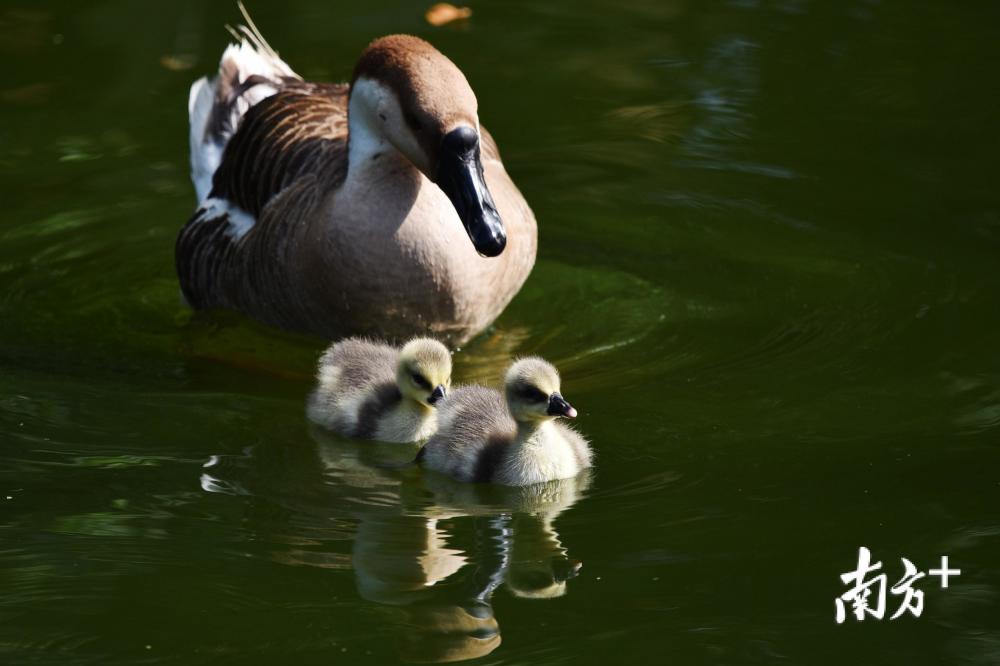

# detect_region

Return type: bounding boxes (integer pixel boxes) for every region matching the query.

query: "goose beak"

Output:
[546,392,577,418]
[435,126,507,258]
[428,384,447,406]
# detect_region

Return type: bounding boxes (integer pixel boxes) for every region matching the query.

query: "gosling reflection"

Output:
[364,473,589,661]
[353,514,501,662]
[420,471,590,603]
[505,511,582,599]
[352,516,468,605]
[352,493,586,663]
[199,430,589,663]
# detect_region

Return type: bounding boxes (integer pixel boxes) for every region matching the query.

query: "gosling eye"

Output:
[517,385,548,403]
[411,372,431,390]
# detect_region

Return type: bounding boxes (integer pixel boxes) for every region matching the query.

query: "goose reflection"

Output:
[199,426,590,662]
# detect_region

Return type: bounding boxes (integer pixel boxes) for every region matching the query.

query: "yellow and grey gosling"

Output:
[307,337,451,443]
[417,358,591,485]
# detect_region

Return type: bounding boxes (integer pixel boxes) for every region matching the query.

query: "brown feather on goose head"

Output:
[348,35,506,257]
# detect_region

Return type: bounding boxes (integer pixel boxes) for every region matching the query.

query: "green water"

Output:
[3,1,1000,663]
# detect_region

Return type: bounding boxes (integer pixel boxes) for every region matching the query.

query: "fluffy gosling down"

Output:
[418,358,592,485]
[307,337,452,443]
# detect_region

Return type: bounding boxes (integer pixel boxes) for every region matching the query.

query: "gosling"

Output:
[307,337,451,443]
[418,358,591,485]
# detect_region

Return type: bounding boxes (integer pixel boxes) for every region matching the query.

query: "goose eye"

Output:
[517,385,548,403]
[411,372,431,390]
[404,109,422,132]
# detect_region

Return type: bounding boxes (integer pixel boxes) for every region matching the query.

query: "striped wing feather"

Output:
[210,82,350,216]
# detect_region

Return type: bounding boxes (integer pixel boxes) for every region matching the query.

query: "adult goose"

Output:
[178,18,537,345]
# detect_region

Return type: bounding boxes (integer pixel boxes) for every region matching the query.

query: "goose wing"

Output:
[178,83,349,308]
[209,83,349,220]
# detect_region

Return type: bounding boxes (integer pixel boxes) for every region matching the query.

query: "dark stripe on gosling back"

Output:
[473,436,508,483]
[353,383,403,439]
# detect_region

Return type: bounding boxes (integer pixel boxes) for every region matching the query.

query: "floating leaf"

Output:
[425,3,472,26]
[160,54,197,71]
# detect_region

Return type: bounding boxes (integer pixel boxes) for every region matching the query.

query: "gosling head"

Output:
[504,358,578,423]
[349,35,506,257]
[397,338,452,408]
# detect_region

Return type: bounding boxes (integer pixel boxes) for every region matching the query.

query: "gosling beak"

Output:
[428,384,447,406]
[435,126,507,258]
[546,392,577,418]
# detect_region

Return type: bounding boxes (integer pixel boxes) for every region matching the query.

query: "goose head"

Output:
[504,358,578,423]
[349,35,506,257]
[397,338,452,408]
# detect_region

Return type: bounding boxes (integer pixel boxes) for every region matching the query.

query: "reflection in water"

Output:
[506,512,582,600]
[353,514,500,662]
[199,428,590,662]
[448,324,534,383]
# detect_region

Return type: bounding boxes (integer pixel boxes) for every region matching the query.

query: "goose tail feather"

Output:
[187,4,299,202]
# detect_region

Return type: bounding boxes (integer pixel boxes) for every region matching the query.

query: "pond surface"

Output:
[3,1,1000,663]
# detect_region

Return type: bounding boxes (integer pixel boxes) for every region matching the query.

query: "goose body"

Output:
[307,337,451,443]
[419,359,591,485]
[179,24,536,345]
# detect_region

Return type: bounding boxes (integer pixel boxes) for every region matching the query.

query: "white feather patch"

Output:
[188,76,219,202]
[220,40,296,82]
[195,197,256,240]
[188,40,299,203]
